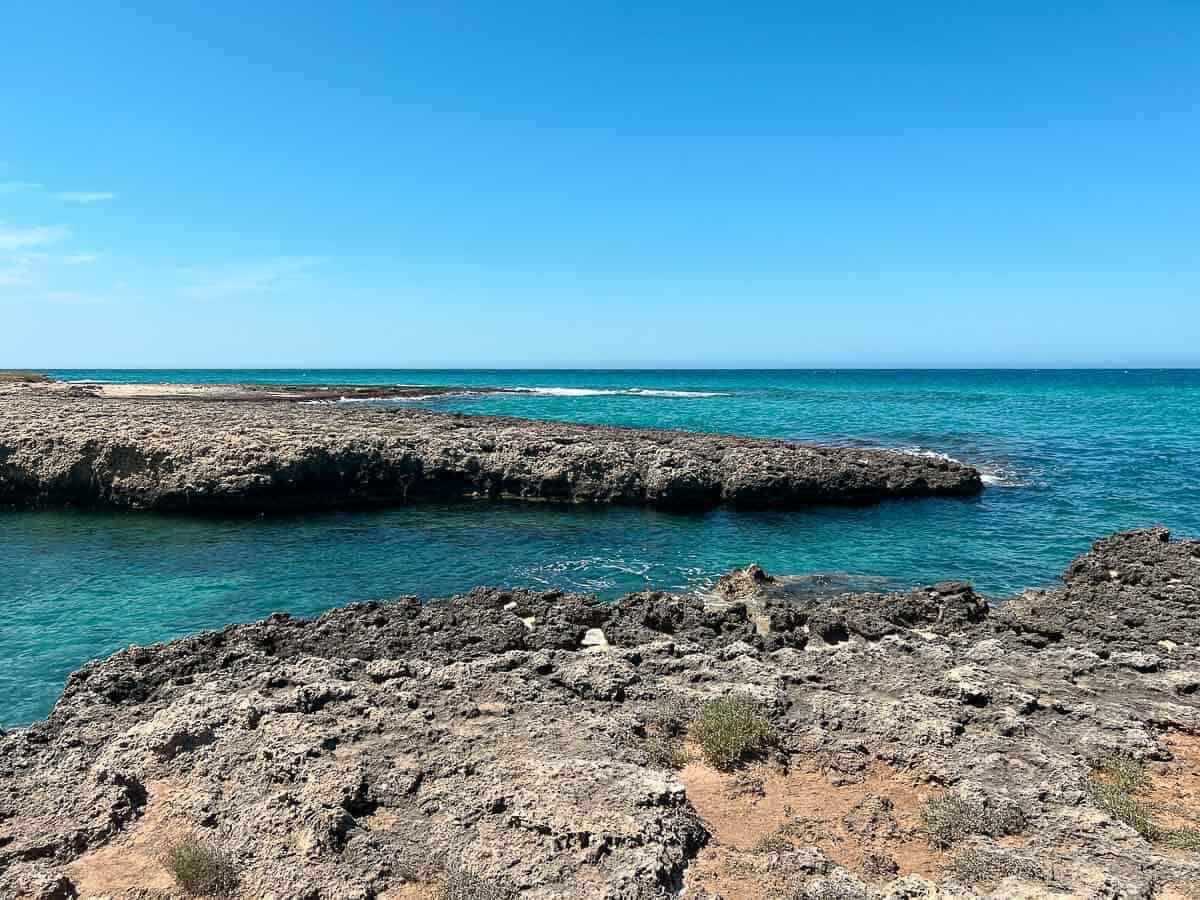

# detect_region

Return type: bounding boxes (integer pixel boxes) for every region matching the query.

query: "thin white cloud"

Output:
[57,191,117,204]
[183,256,328,299]
[44,290,105,305]
[0,266,35,287]
[0,224,70,251]
[0,181,42,196]
[0,251,100,290]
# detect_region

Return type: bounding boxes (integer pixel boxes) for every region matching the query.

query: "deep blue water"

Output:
[3,369,1198,727]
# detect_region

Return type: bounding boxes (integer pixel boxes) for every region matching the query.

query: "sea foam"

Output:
[510,386,729,398]
[893,446,1029,488]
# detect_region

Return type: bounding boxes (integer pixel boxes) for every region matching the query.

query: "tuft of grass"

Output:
[1085,753,1200,848]
[751,831,792,854]
[0,371,54,383]
[784,877,873,900]
[950,848,1046,885]
[439,861,515,900]
[648,692,694,738]
[621,694,694,770]
[861,851,899,878]
[162,840,238,897]
[1164,826,1200,851]
[1091,753,1151,794]
[918,794,1025,849]
[624,696,700,772]
[691,694,775,771]
[643,731,690,769]
[393,845,447,885]
[1085,774,1160,840]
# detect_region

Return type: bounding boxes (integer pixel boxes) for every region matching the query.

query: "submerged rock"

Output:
[3,529,1200,898]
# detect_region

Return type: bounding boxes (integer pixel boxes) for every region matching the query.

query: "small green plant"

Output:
[621,694,694,770]
[751,830,792,854]
[1085,774,1160,840]
[691,694,775,771]
[1091,753,1151,794]
[1164,827,1200,851]
[643,731,690,769]
[439,861,515,900]
[950,848,1045,885]
[1084,753,1200,848]
[784,874,874,900]
[918,794,1025,849]
[162,840,238,897]
[392,844,446,885]
[648,692,694,737]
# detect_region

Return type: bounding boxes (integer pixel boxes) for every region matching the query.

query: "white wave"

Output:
[927,451,1030,488]
[302,392,481,405]
[339,394,460,403]
[890,446,1029,488]
[626,388,729,398]
[890,446,964,464]
[510,387,614,396]
[978,468,1028,488]
[300,397,367,405]
[300,384,727,402]
[508,386,729,398]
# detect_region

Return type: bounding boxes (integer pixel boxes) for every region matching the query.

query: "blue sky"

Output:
[1,2,1197,368]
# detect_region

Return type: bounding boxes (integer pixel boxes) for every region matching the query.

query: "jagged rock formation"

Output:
[0,386,981,511]
[3,528,1200,899]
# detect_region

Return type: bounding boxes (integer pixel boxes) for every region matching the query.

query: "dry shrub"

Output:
[691,694,775,771]
[162,840,238,897]
[950,848,1046,884]
[439,860,515,900]
[1085,753,1200,848]
[918,794,1024,849]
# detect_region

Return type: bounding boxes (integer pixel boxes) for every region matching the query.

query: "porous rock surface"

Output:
[3,528,1200,898]
[0,387,981,510]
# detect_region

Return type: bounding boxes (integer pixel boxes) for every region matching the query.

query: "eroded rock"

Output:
[1,529,1199,898]
[0,387,982,511]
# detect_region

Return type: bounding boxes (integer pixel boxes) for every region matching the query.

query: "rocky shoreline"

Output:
[3,527,1200,898]
[0,384,981,511]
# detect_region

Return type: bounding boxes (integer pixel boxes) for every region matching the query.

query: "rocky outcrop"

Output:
[3,528,1200,899]
[0,387,982,511]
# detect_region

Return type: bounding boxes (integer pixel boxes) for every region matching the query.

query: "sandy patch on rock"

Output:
[679,758,942,896]
[1152,731,1200,833]
[67,780,184,896]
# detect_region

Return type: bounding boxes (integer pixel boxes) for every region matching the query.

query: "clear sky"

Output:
[1,2,1197,368]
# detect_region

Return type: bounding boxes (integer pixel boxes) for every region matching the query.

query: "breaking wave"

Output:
[891,446,1029,488]
[508,386,729,398]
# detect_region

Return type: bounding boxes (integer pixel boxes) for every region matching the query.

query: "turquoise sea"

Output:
[3,369,1199,727]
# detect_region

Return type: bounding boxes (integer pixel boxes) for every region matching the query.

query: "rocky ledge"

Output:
[0,386,981,511]
[4,527,1200,899]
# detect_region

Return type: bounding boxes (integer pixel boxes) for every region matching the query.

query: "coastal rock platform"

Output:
[3,528,1200,898]
[0,384,982,511]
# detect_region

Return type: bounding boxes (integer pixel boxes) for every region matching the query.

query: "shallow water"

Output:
[3,368,1198,726]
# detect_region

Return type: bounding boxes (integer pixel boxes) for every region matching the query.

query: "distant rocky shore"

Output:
[3,527,1199,899]
[0,383,981,511]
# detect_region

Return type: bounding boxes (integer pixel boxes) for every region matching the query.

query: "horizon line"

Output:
[21,365,1200,373]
